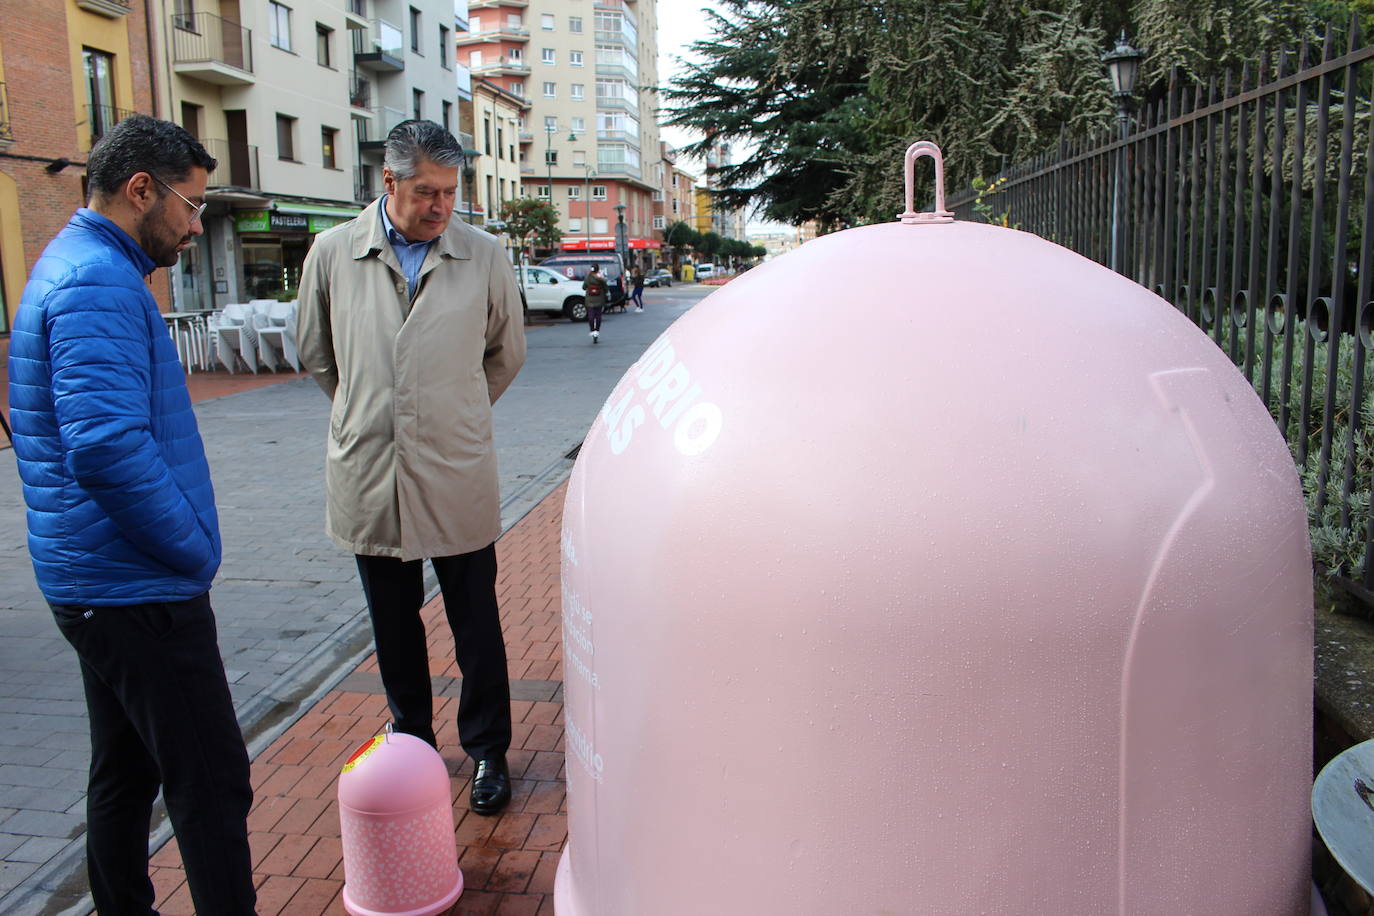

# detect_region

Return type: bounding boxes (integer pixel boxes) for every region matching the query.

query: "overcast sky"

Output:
[655,1,723,171]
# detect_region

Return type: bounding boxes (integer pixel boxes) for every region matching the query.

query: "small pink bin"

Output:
[338,731,463,916]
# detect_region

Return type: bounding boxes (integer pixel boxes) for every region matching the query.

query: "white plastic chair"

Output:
[256,300,300,372]
[208,303,256,374]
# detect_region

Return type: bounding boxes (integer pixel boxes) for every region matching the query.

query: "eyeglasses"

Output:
[151,175,207,225]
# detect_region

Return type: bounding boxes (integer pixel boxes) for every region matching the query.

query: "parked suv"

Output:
[538,253,628,309]
[695,263,717,279]
[518,265,588,321]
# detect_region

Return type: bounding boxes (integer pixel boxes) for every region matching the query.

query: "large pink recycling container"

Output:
[556,217,1313,913]
[338,732,462,916]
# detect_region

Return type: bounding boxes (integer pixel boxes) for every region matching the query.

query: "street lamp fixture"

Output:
[1101,31,1144,274]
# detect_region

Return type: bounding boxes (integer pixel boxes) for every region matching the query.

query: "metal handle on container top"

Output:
[897,141,955,225]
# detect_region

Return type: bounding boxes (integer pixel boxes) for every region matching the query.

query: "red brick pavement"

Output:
[149,483,568,916]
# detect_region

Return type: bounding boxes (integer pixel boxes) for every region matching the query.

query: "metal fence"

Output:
[199,138,259,190]
[948,19,1374,592]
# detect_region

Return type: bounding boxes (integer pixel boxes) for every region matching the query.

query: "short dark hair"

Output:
[384,119,465,180]
[86,114,217,200]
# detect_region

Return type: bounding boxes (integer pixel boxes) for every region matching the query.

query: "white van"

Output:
[695,264,717,279]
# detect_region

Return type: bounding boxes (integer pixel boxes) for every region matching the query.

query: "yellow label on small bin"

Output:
[341,735,384,774]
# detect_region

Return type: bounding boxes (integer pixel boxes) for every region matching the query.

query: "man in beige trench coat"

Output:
[295,120,526,814]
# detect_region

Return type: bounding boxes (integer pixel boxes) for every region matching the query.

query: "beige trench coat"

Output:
[295,199,526,560]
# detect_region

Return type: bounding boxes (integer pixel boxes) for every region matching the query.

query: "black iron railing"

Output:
[949,18,1374,589]
[88,103,137,145]
[0,82,12,141]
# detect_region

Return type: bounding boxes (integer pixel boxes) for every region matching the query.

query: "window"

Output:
[672,198,679,213]
[172,0,194,29]
[316,24,332,67]
[540,13,554,30]
[439,25,449,67]
[591,185,607,200]
[653,216,665,229]
[544,149,557,166]
[276,113,296,160]
[83,48,117,144]
[651,189,664,202]
[509,47,523,63]
[593,217,608,233]
[541,48,555,64]
[571,83,584,100]
[543,115,557,131]
[180,101,202,138]
[536,185,550,199]
[506,13,520,29]
[496,127,504,159]
[469,50,481,67]
[470,16,481,33]
[569,16,582,33]
[268,1,291,50]
[409,7,421,52]
[412,88,423,120]
[543,81,556,98]
[321,126,337,168]
[442,100,452,131]
[567,186,581,200]
[568,218,582,232]
[571,117,585,133]
[573,150,586,166]
[509,81,523,97]
[569,50,583,67]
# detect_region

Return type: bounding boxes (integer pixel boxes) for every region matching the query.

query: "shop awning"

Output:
[273,203,364,218]
[560,237,660,251]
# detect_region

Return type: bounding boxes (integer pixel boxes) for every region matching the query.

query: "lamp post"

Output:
[545,123,555,207]
[614,202,628,270]
[461,146,480,224]
[1102,30,1143,274]
[580,162,596,251]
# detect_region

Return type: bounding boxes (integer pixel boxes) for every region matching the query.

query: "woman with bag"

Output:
[582,265,608,343]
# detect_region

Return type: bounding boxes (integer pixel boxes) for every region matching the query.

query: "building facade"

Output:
[150,0,471,309]
[460,0,660,267]
[0,0,168,329]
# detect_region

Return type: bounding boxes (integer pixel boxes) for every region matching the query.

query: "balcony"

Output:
[470,55,530,77]
[171,13,254,85]
[0,82,11,143]
[519,164,535,175]
[76,0,130,18]
[353,19,404,72]
[594,94,637,114]
[593,159,642,181]
[87,103,138,147]
[518,130,533,143]
[349,71,372,112]
[596,129,639,145]
[469,0,527,8]
[356,106,406,155]
[200,138,259,189]
[456,26,528,46]
[595,60,637,84]
[354,165,378,204]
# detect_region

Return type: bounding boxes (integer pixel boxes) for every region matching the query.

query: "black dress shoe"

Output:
[470,757,511,815]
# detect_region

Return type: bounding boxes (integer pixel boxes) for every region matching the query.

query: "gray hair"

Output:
[384,120,465,180]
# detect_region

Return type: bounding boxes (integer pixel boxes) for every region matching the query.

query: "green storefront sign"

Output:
[233,210,355,234]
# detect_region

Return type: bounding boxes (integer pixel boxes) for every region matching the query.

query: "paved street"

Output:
[0,284,712,915]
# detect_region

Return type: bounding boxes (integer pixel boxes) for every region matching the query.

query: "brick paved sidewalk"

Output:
[147,483,569,916]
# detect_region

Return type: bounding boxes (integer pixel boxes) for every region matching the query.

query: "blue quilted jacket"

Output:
[8,208,221,605]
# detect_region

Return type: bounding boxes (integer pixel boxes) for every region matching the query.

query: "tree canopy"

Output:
[662,0,1349,228]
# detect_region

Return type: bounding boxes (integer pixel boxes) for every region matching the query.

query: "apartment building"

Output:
[653,143,694,237]
[151,0,470,309]
[0,0,167,328]
[459,0,660,267]
[465,77,527,224]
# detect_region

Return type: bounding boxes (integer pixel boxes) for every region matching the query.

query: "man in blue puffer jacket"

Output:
[8,116,256,915]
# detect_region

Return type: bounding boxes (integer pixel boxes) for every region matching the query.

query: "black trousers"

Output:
[51,593,256,916]
[355,544,512,761]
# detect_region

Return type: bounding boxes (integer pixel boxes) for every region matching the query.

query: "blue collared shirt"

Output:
[379,195,435,300]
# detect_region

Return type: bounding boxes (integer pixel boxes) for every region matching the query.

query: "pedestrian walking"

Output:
[583,264,608,342]
[295,120,526,816]
[7,115,257,915]
[630,266,645,312]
